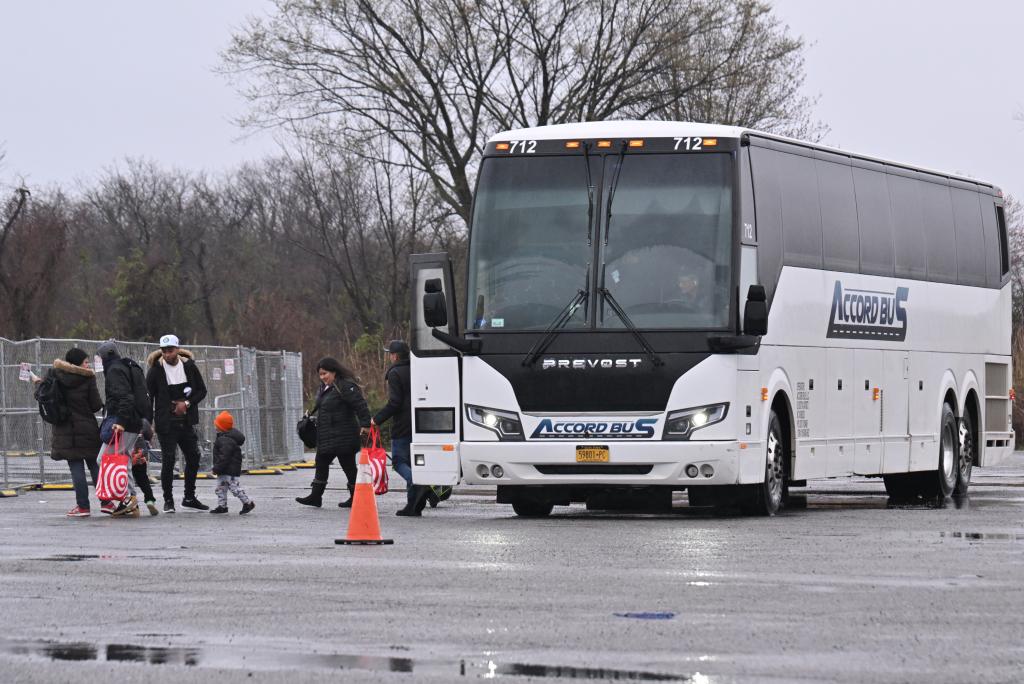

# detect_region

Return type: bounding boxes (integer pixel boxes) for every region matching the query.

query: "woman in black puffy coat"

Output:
[40,348,103,517]
[296,357,370,508]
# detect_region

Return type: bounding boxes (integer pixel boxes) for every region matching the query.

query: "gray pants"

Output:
[97,432,138,500]
[215,475,251,507]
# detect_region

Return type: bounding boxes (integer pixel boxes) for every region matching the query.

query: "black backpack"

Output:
[120,358,152,422]
[34,370,70,425]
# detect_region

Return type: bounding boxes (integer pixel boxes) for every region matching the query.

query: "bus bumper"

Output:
[461,440,766,487]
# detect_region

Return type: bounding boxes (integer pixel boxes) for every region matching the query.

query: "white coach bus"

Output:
[410,121,1014,517]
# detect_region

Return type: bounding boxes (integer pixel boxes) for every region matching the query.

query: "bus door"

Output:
[853,349,883,474]
[410,253,462,486]
[881,352,910,472]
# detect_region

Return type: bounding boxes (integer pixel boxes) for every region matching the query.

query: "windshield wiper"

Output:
[583,142,594,245]
[598,284,665,368]
[522,272,590,367]
[603,140,627,245]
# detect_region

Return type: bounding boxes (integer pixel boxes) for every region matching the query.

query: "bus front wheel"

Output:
[512,498,554,518]
[742,410,787,516]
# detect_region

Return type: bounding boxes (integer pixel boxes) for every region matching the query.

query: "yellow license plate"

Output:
[576,446,610,463]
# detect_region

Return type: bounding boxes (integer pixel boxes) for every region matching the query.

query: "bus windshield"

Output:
[467,151,733,331]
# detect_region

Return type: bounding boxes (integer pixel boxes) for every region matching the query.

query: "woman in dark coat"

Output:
[296,357,371,508]
[45,348,103,517]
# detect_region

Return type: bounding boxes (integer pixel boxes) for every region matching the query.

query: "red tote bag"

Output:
[95,433,130,502]
[363,426,389,495]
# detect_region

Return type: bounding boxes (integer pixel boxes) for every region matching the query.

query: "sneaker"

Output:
[395,506,421,517]
[100,501,116,515]
[145,500,159,516]
[66,506,90,518]
[181,497,209,511]
[111,496,138,517]
[240,501,255,515]
[163,500,176,514]
[210,506,229,514]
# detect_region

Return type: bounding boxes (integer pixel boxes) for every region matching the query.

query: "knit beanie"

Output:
[214,411,234,432]
[65,348,89,367]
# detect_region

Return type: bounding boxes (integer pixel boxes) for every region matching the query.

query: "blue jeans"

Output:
[391,437,414,506]
[68,457,99,509]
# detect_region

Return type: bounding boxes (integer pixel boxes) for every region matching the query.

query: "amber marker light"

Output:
[597,140,613,148]
[702,138,718,147]
[442,444,455,452]
[628,139,644,148]
[760,387,768,402]
[495,142,510,151]
[873,387,880,401]
[565,141,581,149]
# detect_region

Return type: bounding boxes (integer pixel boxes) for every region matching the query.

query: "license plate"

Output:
[576,445,609,463]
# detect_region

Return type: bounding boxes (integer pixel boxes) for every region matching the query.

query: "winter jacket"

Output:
[212,428,246,477]
[103,357,150,434]
[316,380,371,456]
[372,360,411,439]
[49,360,103,461]
[145,349,208,434]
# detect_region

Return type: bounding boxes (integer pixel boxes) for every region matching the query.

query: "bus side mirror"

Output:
[423,278,448,328]
[744,284,768,336]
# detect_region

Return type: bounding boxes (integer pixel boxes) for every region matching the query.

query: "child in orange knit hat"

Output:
[211,411,254,514]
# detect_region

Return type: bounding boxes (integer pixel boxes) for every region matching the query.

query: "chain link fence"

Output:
[1,338,305,488]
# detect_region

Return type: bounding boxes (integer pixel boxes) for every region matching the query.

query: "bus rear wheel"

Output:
[954,410,974,498]
[742,410,787,516]
[928,403,959,499]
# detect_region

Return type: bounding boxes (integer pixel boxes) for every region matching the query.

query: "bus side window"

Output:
[888,172,926,279]
[982,198,1005,287]
[749,144,783,302]
[951,186,987,287]
[817,157,859,273]
[777,151,822,269]
[996,205,1010,277]
[921,181,957,283]
[852,164,895,277]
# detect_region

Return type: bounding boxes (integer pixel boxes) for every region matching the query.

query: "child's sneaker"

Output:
[144,500,159,516]
[240,501,255,515]
[210,506,229,514]
[100,501,116,515]
[111,496,138,517]
[66,506,90,518]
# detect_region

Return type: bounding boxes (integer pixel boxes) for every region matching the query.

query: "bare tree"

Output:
[223,0,818,224]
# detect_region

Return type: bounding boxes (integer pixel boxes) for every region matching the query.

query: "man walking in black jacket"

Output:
[145,334,209,512]
[371,339,427,516]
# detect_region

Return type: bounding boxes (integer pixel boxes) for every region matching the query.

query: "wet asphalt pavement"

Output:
[1,454,1023,684]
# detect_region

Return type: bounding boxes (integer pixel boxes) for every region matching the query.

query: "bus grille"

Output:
[534,465,654,475]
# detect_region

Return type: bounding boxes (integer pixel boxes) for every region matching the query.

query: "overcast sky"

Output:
[1,0,1022,198]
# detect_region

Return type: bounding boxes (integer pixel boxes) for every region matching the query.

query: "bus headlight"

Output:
[466,405,524,441]
[663,403,729,440]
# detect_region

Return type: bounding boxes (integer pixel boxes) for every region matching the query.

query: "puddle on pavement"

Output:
[614,612,677,620]
[31,554,102,562]
[0,639,689,681]
[940,531,1024,542]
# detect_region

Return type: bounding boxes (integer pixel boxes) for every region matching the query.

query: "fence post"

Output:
[35,338,44,484]
[236,345,251,468]
[1,338,7,489]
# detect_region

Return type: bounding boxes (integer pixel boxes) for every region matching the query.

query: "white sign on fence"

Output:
[212,368,222,381]
[224,359,235,375]
[94,355,104,373]
[18,363,31,382]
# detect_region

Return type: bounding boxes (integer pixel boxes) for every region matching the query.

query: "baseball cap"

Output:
[383,339,409,354]
[159,334,180,348]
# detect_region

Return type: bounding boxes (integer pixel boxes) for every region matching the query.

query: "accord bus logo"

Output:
[541,358,643,370]
[827,280,908,341]
[530,418,657,439]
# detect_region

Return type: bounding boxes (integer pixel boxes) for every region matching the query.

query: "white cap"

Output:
[159,334,180,348]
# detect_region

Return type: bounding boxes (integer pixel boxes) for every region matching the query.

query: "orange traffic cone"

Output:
[335,446,393,546]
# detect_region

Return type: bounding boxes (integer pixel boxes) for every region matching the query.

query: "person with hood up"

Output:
[145,334,209,513]
[210,411,254,515]
[33,348,104,517]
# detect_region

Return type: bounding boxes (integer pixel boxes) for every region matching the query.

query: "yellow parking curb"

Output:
[40,484,74,491]
[0,490,17,498]
[246,469,281,475]
[293,461,316,469]
[273,465,296,471]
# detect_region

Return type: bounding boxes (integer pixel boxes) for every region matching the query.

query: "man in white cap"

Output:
[145,334,209,512]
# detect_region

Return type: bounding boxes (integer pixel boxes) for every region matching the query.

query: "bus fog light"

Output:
[685,464,699,478]
[700,464,714,478]
[491,465,504,478]
[476,464,490,478]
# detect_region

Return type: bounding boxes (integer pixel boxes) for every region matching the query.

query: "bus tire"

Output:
[512,499,554,518]
[929,403,959,499]
[742,409,787,516]
[954,410,974,498]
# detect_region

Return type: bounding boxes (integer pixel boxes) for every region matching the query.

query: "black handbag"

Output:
[297,407,318,449]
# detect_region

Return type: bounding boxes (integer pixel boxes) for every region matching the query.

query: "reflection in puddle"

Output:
[613,611,676,620]
[940,531,1024,542]
[0,639,690,681]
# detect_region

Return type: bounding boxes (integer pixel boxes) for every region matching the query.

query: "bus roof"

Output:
[489,120,998,192]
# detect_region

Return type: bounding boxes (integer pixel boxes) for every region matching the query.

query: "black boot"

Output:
[296,480,326,507]
[412,485,430,514]
[337,484,355,508]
